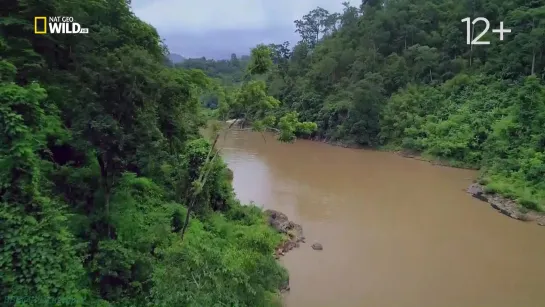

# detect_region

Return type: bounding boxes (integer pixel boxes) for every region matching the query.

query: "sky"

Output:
[131,0,356,59]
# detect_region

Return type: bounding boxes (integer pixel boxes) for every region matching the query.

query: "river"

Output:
[217,129,545,307]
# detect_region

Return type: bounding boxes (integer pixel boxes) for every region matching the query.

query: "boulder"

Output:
[280,241,297,253]
[311,243,323,250]
[264,209,304,242]
[467,183,487,201]
[264,209,304,256]
[265,209,290,233]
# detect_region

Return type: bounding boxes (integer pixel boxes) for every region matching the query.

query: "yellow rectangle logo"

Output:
[34,17,47,34]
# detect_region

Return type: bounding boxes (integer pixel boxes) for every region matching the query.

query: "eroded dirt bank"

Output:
[467,183,545,225]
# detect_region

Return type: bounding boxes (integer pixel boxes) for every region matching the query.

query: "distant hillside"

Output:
[168,53,185,64]
[176,54,249,85]
[161,28,298,59]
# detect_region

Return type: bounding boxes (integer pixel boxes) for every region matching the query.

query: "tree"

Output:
[224,45,317,141]
[294,7,333,48]
[0,60,85,301]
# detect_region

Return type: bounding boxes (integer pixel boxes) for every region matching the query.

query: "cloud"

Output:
[161,27,298,58]
[131,0,357,58]
[133,0,354,33]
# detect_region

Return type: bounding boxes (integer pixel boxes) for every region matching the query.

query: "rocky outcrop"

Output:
[467,183,545,225]
[264,209,305,258]
[264,209,305,294]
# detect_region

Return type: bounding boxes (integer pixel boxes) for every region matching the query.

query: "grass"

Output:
[482,174,544,212]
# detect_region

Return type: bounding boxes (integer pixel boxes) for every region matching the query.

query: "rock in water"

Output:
[264,209,304,242]
[311,243,323,250]
[467,183,487,201]
[279,277,290,293]
[265,210,290,233]
[264,209,304,256]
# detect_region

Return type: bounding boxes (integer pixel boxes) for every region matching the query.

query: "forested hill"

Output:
[1,1,289,306]
[167,52,185,64]
[261,0,545,210]
[176,54,250,84]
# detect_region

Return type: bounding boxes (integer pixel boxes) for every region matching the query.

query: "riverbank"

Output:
[265,209,305,257]
[467,183,545,226]
[263,209,306,294]
[308,136,545,225]
[310,136,479,169]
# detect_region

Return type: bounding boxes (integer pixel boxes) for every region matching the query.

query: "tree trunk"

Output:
[539,49,545,80]
[104,189,111,238]
[531,49,536,75]
[180,201,193,241]
[97,153,111,238]
[180,134,220,242]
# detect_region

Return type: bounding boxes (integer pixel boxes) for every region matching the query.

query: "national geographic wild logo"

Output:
[34,16,89,34]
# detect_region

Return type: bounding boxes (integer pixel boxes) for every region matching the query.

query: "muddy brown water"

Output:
[217,130,545,307]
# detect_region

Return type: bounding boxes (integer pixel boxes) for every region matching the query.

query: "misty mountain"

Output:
[161,27,299,60]
[167,53,186,63]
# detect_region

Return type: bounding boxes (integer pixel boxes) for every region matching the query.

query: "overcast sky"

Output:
[131,0,356,59]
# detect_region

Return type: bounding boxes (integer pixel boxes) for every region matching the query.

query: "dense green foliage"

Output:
[195,46,318,142]
[4,0,544,302]
[177,54,250,85]
[262,0,545,210]
[0,1,287,306]
[179,46,319,141]
[176,55,250,112]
